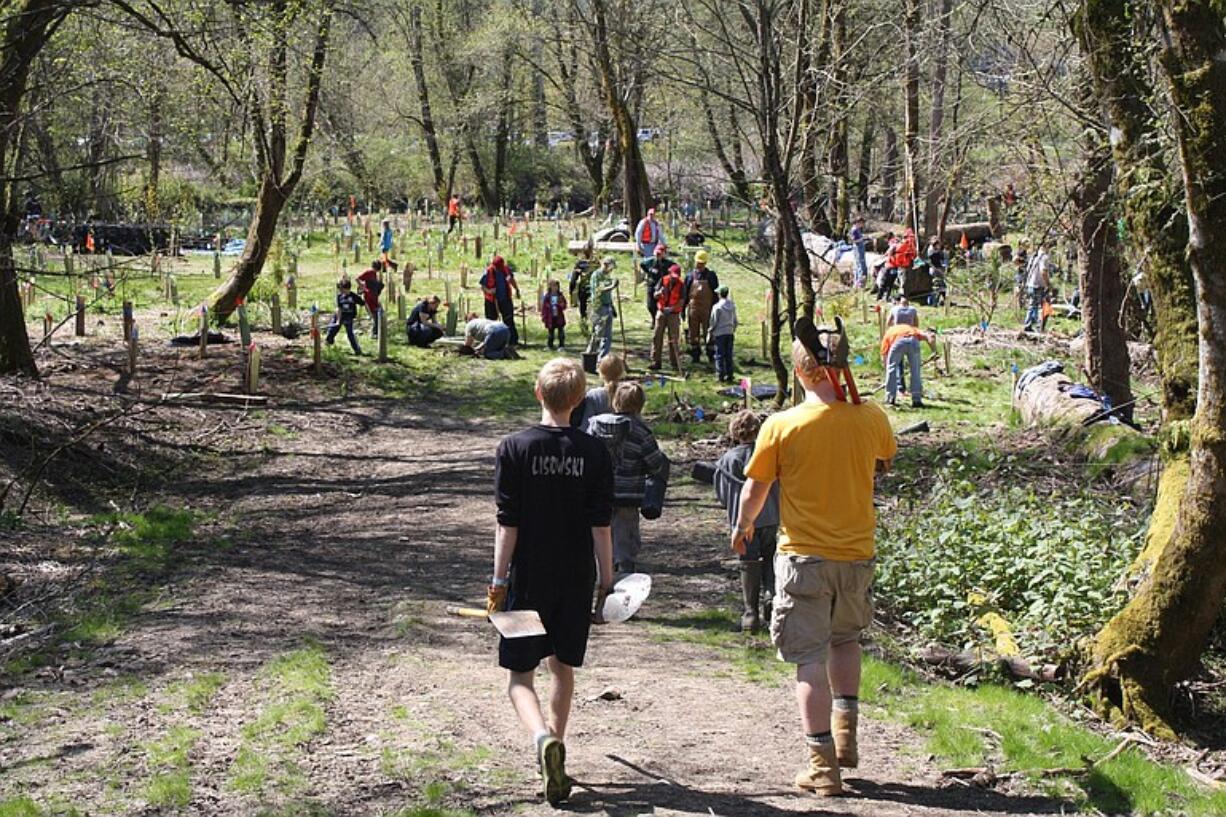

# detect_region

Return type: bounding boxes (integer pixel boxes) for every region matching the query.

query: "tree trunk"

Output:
[881,125,899,221]
[207,1,334,319]
[407,3,446,206]
[210,179,286,316]
[1075,0,1198,422]
[145,84,163,220]
[591,0,651,222]
[494,57,512,210]
[1076,0,1224,738]
[555,32,606,202]
[854,114,873,215]
[799,0,831,234]
[923,0,953,237]
[826,0,849,236]
[901,0,922,234]
[0,0,63,376]
[1075,133,1133,420]
[699,83,751,204]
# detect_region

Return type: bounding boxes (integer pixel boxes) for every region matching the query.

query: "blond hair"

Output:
[728,410,761,445]
[536,358,587,413]
[597,354,626,403]
[791,339,828,383]
[611,381,645,415]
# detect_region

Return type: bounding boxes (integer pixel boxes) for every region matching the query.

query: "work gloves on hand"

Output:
[486,584,507,616]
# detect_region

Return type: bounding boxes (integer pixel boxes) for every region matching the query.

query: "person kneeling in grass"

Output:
[488,358,615,807]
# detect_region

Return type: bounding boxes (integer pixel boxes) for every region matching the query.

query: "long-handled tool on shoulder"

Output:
[614,279,630,363]
[447,606,546,638]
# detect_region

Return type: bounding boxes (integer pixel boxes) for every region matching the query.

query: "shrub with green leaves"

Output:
[875,476,1146,660]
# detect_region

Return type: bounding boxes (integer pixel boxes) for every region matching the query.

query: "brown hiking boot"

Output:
[795,742,842,795]
[833,709,859,768]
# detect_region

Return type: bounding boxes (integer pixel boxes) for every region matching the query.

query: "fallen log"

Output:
[943,221,994,245]
[158,392,269,407]
[914,643,1062,683]
[567,240,635,256]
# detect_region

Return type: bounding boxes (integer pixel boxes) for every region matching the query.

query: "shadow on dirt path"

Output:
[1,373,1077,817]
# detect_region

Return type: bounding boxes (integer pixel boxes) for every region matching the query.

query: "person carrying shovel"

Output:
[585,256,618,361]
[488,358,615,807]
[649,263,684,372]
[734,316,895,796]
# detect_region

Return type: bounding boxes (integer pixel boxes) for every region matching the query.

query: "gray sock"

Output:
[805,730,834,747]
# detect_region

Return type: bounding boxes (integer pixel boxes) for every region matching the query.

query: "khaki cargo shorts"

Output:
[770,554,874,665]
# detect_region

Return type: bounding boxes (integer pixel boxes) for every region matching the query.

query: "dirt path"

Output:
[1,377,1073,816]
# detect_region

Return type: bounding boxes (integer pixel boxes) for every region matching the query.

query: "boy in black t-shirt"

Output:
[488,358,615,807]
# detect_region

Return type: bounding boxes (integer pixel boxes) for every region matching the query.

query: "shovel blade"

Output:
[489,610,546,639]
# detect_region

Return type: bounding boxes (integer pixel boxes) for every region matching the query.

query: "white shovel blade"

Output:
[601,573,652,624]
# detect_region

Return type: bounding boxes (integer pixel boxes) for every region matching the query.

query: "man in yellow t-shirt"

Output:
[734,319,896,797]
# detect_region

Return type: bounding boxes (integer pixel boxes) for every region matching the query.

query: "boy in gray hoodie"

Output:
[584,382,670,574]
[714,410,780,631]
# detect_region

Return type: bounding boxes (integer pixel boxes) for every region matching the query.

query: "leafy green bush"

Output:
[875,476,1146,660]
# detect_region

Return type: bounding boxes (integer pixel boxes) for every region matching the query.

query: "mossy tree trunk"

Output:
[1074,0,1198,422]
[1076,0,1226,737]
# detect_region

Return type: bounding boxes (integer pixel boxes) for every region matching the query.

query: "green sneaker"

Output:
[538,736,571,806]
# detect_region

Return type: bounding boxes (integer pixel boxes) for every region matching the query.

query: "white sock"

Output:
[533,728,552,750]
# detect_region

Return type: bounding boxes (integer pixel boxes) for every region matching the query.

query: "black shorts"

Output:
[499,565,596,673]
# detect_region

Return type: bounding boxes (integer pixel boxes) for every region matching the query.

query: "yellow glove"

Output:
[486,584,507,616]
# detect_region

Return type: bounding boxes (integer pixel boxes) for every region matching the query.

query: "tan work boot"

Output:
[795,742,842,795]
[833,708,859,768]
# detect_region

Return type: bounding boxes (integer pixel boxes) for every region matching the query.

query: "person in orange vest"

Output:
[634,207,666,259]
[447,194,464,235]
[481,255,521,346]
[880,324,936,408]
[650,263,684,371]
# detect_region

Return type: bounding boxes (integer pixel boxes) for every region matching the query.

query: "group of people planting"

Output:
[488,309,895,805]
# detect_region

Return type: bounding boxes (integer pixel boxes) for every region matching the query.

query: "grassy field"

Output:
[20,216,1089,441]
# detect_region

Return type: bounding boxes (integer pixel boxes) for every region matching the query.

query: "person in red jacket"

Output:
[650,263,684,371]
[481,255,521,346]
[540,279,568,349]
[356,260,386,337]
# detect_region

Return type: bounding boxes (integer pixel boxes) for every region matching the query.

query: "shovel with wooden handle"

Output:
[447,606,546,638]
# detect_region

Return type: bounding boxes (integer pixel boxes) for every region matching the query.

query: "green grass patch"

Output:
[141,726,200,809]
[861,660,1226,816]
[0,798,43,817]
[649,611,1226,815]
[228,643,334,800]
[90,675,149,708]
[94,506,196,572]
[144,771,191,809]
[161,671,226,715]
[646,608,787,685]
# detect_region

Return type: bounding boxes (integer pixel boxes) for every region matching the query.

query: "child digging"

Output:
[541,279,568,350]
[489,358,616,807]
[584,382,670,575]
[326,277,363,354]
[713,410,780,632]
